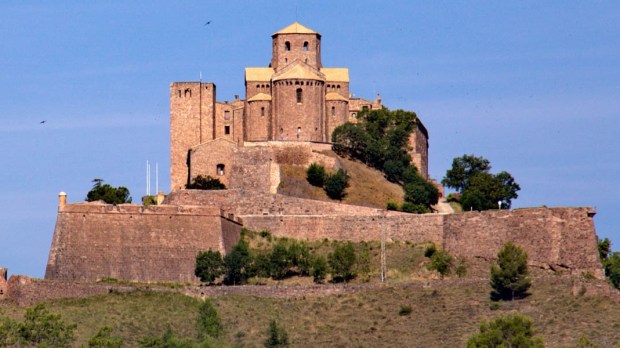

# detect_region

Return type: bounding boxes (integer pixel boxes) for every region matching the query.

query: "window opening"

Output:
[184,89,191,98]
[285,41,291,51]
[261,107,265,117]
[297,127,301,139]
[224,126,230,135]
[216,164,225,176]
[296,88,302,103]
[303,41,309,51]
[331,106,336,117]
[224,110,231,120]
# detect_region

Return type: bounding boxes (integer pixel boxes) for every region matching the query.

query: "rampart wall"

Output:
[45,203,241,283]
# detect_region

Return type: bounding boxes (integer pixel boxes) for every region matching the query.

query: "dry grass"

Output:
[277,151,404,209]
[2,277,617,347]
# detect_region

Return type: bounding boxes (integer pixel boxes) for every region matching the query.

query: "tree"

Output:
[17,303,77,347]
[427,249,453,279]
[269,241,292,280]
[195,249,224,284]
[490,242,531,301]
[442,155,520,211]
[88,326,124,348]
[328,242,357,282]
[264,320,289,348]
[324,169,350,200]
[196,299,222,340]
[86,179,132,204]
[187,175,226,190]
[306,163,327,187]
[311,255,328,283]
[466,313,544,347]
[223,239,251,285]
[138,326,194,348]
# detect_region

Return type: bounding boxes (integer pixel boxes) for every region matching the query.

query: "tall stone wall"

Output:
[443,207,603,276]
[45,203,241,283]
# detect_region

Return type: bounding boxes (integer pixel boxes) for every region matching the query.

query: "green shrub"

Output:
[223,239,251,285]
[196,299,222,340]
[386,201,398,210]
[86,178,131,204]
[311,255,328,283]
[398,305,413,316]
[88,326,124,348]
[400,202,429,214]
[306,163,327,187]
[427,249,453,279]
[324,169,350,200]
[466,313,544,347]
[187,175,226,190]
[264,320,289,347]
[490,242,531,301]
[16,304,77,347]
[424,244,437,258]
[328,242,357,282]
[456,259,468,278]
[195,249,224,283]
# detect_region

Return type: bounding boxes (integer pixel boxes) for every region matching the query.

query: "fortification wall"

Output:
[45,203,241,283]
[164,190,381,217]
[442,207,603,276]
[7,276,137,306]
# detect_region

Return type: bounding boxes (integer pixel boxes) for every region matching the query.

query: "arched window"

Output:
[216,164,225,176]
[260,107,265,117]
[297,127,301,139]
[184,88,191,98]
[285,41,291,51]
[331,106,336,117]
[303,41,309,51]
[296,88,303,103]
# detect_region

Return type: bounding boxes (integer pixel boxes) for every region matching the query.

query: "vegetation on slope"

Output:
[1,276,618,347]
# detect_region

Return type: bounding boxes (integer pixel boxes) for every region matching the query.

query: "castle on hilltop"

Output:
[38,22,602,287]
[170,22,428,191]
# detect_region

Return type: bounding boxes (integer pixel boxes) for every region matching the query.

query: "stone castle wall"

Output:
[45,203,241,283]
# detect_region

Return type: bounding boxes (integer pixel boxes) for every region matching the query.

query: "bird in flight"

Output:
[204,20,212,26]
[40,120,46,124]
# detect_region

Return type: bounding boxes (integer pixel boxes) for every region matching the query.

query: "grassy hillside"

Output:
[1,277,619,347]
[277,150,405,209]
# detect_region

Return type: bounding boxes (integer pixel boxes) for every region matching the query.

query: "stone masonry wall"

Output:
[443,207,603,277]
[45,203,241,283]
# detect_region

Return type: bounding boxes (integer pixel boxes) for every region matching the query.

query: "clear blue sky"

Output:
[1,1,619,278]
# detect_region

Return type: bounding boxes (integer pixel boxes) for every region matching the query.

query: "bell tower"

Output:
[270,22,322,71]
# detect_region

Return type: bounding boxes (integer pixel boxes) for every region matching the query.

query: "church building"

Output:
[170,22,426,191]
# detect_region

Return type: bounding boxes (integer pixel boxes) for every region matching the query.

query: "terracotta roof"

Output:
[273,22,318,36]
[325,92,348,101]
[272,64,325,81]
[321,68,349,82]
[247,93,272,102]
[245,68,274,81]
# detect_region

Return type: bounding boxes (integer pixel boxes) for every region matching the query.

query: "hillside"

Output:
[1,277,618,347]
[277,150,405,209]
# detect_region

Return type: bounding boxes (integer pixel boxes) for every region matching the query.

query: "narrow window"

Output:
[216,164,225,175]
[296,88,302,103]
[352,113,357,118]
[331,106,336,117]
[261,107,265,117]
[280,128,284,140]
[224,126,230,135]
[303,41,309,51]
[285,58,288,63]
[224,110,231,120]
[285,41,291,51]
[297,127,301,139]
[305,58,308,63]
[177,90,181,98]
[184,88,191,98]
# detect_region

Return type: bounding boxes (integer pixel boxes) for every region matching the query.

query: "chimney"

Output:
[58,192,67,209]
[234,95,239,101]
[0,268,6,282]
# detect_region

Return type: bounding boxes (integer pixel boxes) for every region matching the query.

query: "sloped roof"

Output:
[245,67,274,81]
[321,68,349,82]
[273,22,319,36]
[272,64,325,81]
[247,93,272,102]
[325,92,348,101]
